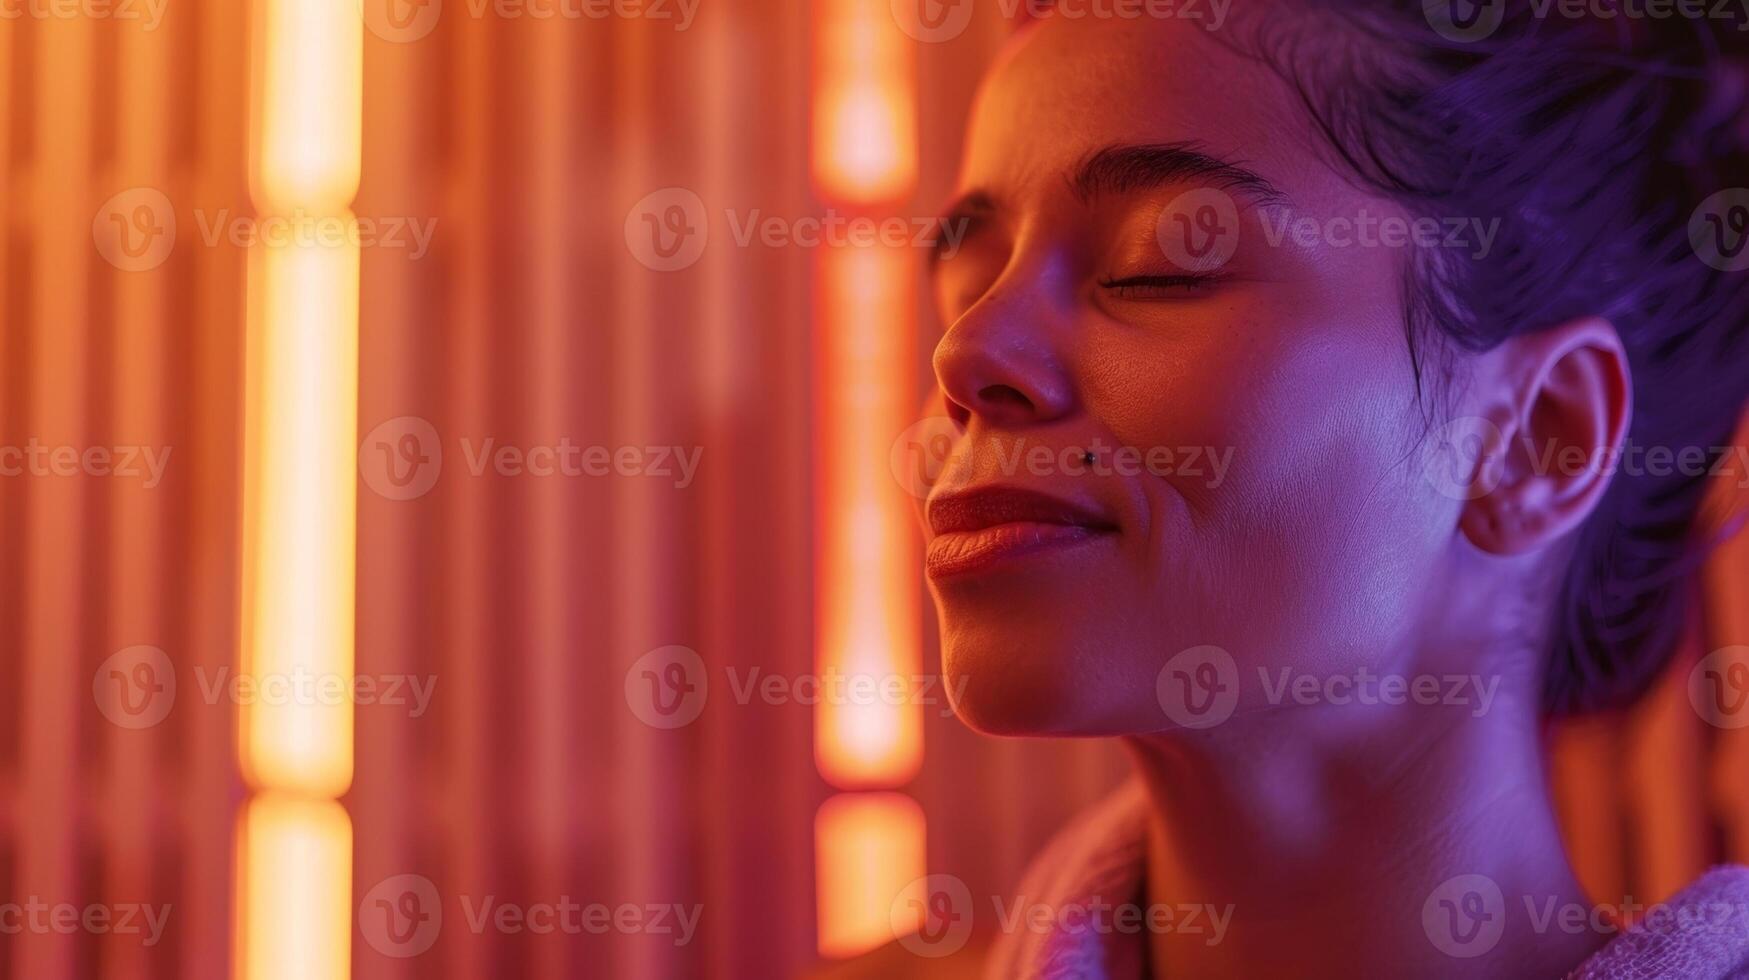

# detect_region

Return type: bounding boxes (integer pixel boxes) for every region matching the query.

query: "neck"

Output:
[1121,684,1604,979]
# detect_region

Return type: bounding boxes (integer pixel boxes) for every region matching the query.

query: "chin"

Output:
[940,623,1157,737]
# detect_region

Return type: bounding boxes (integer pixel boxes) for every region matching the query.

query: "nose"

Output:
[931,290,1076,430]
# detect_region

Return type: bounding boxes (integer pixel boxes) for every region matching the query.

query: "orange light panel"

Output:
[237,794,354,980]
[815,792,927,958]
[812,0,917,205]
[815,244,922,788]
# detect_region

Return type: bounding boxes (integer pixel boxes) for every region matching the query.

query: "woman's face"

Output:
[925,14,1474,736]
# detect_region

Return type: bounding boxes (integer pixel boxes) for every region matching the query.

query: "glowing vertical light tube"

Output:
[238,795,355,980]
[813,0,928,958]
[815,793,928,958]
[815,244,922,787]
[812,0,917,205]
[238,1,361,977]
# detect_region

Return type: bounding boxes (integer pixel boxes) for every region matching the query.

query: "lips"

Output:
[925,486,1118,579]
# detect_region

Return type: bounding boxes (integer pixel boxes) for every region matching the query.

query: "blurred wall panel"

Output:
[353,2,824,977]
[17,12,97,979]
[3,2,251,979]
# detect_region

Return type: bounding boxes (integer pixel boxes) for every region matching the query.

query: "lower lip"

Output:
[925,522,1114,580]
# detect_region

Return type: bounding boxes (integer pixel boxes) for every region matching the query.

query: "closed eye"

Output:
[1098,273,1225,299]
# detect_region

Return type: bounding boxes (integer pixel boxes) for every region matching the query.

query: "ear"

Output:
[1458,317,1633,556]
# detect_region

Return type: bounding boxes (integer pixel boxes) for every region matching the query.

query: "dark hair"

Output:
[1244,1,1749,713]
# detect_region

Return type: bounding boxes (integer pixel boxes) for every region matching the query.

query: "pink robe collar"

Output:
[985,779,1749,979]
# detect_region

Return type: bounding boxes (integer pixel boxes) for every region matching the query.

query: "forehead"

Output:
[960,14,1345,208]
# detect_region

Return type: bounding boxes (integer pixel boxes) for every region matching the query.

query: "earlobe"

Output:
[1458,317,1633,557]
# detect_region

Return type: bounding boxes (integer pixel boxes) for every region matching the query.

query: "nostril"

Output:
[977,384,1033,413]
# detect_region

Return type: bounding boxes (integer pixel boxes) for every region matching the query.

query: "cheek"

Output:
[1085,306,1456,671]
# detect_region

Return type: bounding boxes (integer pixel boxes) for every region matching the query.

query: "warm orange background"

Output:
[1,2,1745,978]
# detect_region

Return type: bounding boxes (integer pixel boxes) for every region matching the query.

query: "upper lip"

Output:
[926,485,1118,536]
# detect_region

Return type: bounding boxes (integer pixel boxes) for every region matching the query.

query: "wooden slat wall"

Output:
[3,2,249,979]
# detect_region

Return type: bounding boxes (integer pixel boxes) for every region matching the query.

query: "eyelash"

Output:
[1098,273,1223,298]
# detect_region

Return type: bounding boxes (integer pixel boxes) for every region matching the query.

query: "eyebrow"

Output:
[1069,141,1288,206]
[927,142,1286,271]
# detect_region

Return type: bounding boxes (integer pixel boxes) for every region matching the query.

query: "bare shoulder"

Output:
[802,937,991,980]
